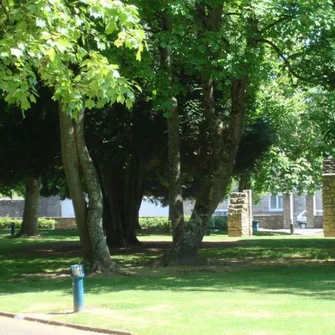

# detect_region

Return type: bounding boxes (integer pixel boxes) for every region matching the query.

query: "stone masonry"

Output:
[323,158,335,237]
[227,191,252,237]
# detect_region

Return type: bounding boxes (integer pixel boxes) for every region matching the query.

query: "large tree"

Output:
[0,0,144,271]
[138,0,334,264]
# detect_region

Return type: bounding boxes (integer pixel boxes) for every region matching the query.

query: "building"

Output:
[0,190,323,230]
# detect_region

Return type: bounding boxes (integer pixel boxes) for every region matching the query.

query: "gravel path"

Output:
[259,228,324,236]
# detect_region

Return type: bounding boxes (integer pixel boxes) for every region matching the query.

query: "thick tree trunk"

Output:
[157,11,186,266]
[59,107,92,263]
[163,3,250,264]
[18,175,41,237]
[100,157,143,247]
[75,112,116,272]
[159,11,185,242]
[188,76,248,253]
[99,164,126,248]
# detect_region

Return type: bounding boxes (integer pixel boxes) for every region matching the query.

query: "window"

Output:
[269,194,283,211]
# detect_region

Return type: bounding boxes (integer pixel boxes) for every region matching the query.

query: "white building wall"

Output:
[61,199,75,218]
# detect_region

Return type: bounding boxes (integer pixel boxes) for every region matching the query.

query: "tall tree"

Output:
[138,0,334,264]
[0,0,144,271]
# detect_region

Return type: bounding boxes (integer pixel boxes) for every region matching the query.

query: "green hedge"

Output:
[0,215,226,230]
[139,217,170,229]
[208,216,228,229]
[138,215,227,230]
[0,217,56,229]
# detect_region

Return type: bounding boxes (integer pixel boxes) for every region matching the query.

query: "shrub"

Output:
[0,217,21,229]
[138,215,227,230]
[38,217,56,229]
[139,217,170,229]
[208,216,228,230]
[0,217,56,229]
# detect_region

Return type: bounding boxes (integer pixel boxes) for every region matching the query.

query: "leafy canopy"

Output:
[0,0,145,114]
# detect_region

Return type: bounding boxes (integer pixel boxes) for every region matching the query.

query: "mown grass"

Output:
[1,230,335,335]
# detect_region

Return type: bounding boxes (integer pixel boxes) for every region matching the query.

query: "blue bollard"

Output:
[70,264,85,312]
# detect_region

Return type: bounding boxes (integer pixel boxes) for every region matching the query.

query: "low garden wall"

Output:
[52,218,77,229]
[253,214,284,229]
[314,216,323,228]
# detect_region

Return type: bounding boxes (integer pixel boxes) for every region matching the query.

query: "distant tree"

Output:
[85,99,167,247]
[0,88,60,236]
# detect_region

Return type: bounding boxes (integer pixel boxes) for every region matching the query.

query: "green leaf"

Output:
[105,21,116,34]
[85,99,95,110]
[45,48,56,62]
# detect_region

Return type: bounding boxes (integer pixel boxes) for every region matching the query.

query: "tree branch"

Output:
[257,38,322,82]
[225,12,242,16]
[259,15,294,34]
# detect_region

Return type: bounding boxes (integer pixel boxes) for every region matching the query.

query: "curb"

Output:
[0,311,132,335]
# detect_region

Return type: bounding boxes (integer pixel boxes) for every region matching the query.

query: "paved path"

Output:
[259,228,324,236]
[0,315,122,335]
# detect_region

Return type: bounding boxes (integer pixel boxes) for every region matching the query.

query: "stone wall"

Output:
[0,196,61,218]
[40,196,61,217]
[323,158,335,237]
[253,214,284,229]
[314,216,323,228]
[53,218,77,230]
[0,200,24,217]
[227,192,252,237]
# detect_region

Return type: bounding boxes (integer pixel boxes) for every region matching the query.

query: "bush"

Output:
[208,216,228,230]
[0,217,21,229]
[139,217,170,229]
[0,217,56,229]
[38,217,56,229]
[139,215,228,231]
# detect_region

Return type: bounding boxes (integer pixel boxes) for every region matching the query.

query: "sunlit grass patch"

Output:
[1,230,335,334]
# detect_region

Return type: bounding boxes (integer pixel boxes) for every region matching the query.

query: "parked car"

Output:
[296,209,323,229]
[209,209,228,230]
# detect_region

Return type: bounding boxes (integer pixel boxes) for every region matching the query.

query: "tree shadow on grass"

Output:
[1,236,335,303]
[84,264,335,302]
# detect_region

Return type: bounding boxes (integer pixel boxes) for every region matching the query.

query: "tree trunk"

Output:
[160,3,224,264]
[187,76,248,255]
[99,164,126,248]
[157,11,186,266]
[162,3,251,264]
[18,175,41,237]
[159,10,185,239]
[59,106,92,263]
[59,105,116,272]
[75,112,116,272]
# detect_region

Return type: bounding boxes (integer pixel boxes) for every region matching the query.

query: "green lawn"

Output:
[1,230,335,335]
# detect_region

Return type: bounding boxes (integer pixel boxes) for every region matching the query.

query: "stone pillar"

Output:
[283,193,293,229]
[227,192,252,237]
[323,158,335,237]
[306,194,315,228]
